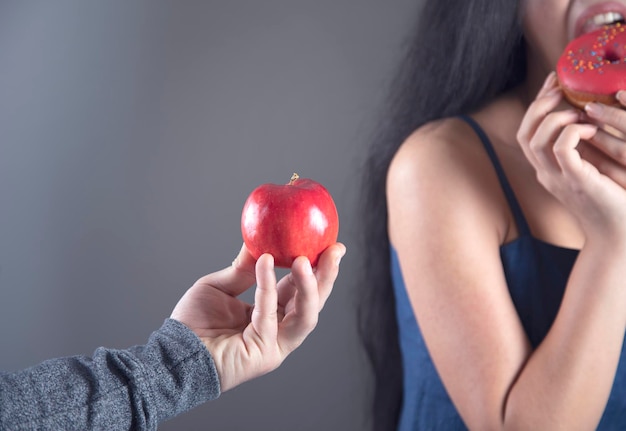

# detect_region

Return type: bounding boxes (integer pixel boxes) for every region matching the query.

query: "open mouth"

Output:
[580,11,625,34]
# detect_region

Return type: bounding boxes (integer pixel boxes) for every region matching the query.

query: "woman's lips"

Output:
[574,2,626,37]
[580,11,624,34]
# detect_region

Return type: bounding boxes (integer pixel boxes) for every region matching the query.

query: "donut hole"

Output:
[605,48,624,64]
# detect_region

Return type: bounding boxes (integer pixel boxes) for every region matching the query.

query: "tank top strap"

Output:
[458,115,531,236]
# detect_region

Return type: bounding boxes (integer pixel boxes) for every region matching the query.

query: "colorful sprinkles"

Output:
[562,23,626,75]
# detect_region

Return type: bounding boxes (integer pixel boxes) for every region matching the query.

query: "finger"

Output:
[529,109,581,171]
[585,103,626,137]
[251,253,279,340]
[291,256,319,318]
[538,71,558,98]
[276,272,297,311]
[617,91,626,108]
[518,74,561,141]
[517,74,563,164]
[587,128,626,166]
[275,243,346,310]
[312,242,346,310]
[277,256,319,352]
[195,243,257,296]
[553,123,598,179]
[579,141,626,188]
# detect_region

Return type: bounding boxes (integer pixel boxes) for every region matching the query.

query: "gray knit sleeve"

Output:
[0,318,221,431]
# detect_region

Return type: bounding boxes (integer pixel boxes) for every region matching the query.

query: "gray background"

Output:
[0,1,418,430]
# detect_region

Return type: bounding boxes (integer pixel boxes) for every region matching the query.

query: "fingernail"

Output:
[585,102,603,117]
[617,91,626,105]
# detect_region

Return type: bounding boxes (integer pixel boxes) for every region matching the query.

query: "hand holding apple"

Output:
[241,173,339,267]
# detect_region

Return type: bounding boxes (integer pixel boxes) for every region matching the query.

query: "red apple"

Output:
[241,173,339,267]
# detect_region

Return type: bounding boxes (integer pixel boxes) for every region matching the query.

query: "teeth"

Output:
[590,11,624,26]
[581,11,625,34]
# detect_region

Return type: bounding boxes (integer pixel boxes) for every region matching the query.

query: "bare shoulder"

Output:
[387,116,510,246]
[390,117,475,176]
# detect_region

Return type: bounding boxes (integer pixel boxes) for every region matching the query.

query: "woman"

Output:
[359,0,626,429]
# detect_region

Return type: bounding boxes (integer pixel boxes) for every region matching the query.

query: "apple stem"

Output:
[289,173,300,185]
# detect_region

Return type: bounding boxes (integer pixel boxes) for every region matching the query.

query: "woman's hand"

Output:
[580,92,626,188]
[170,243,346,392]
[516,72,626,237]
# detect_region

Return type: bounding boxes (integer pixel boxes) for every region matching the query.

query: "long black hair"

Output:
[357,1,527,430]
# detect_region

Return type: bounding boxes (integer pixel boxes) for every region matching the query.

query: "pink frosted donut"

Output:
[557,24,626,109]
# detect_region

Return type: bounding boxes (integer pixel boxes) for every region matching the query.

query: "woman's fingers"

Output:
[553,123,599,179]
[517,72,565,167]
[580,100,626,188]
[528,109,581,171]
[584,114,626,165]
[585,102,626,139]
[579,140,626,189]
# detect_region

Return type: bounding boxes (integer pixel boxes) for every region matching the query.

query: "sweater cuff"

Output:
[135,318,221,422]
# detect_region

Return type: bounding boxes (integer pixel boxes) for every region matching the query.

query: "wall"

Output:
[0,1,418,430]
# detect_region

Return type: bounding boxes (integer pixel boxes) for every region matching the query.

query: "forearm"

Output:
[504,239,626,430]
[0,319,220,431]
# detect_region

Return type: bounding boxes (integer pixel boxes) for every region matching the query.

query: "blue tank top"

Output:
[391,115,626,430]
